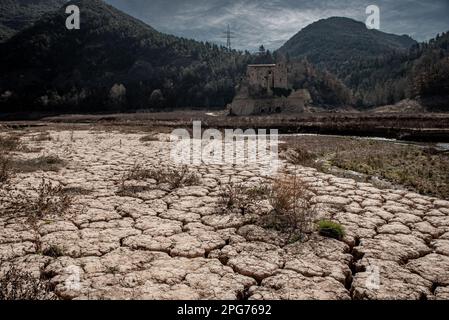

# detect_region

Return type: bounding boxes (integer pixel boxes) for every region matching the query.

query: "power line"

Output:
[221,24,236,50]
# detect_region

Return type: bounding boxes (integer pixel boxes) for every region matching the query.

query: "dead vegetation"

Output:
[218,174,317,242]
[139,134,160,142]
[61,186,93,196]
[261,174,316,242]
[0,265,56,300]
[31,131,52,142]
[117,164,201,196]
[218,183,270,215]
[0,134,22,152]
[11,155,66,173]
[0,179,75,259]
[0,131,64,189]
[1,178,74,222]
[146,166,201,189]
[0,155,13,186]
[282,135,449,199]
[42,245,65,258]
[116,184,153,197]
[0,134,21,187]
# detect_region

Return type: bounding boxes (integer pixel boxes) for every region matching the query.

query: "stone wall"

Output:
[229,91,310,116]
[247,64,288,91]
[229,64,310,116]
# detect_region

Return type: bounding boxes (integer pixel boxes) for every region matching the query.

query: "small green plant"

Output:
[318,220,345,240]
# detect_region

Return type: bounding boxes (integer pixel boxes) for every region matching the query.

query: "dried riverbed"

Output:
[1,129,449,300]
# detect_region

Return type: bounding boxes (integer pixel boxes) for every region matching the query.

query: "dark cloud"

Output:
[105,0,449,51]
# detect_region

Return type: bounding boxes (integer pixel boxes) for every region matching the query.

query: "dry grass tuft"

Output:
[119,164,200,193]
[0,134,22,152]
[0,155,13,186]
[31,131,52,142]
[139,134,159,142]
[11,155,66,173]
[261,174,316,242]
[0,134,21,187]
[218,183,270,215]
[217,174,317,242]
[1,178,73,222]
[149,166,201,189]
[282,136,449,199]
[0,265,56,300]
[61,186,93,196]
[42,245,65,258]
[116,184,153,197]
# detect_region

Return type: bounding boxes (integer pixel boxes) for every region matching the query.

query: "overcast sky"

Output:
[105,0,449,51]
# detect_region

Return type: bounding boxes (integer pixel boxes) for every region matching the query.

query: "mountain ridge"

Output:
[278,16,417,75]
[0,1,447,113]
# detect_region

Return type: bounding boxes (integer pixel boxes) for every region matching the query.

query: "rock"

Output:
[212,242,284,282]
[378,223,411,235]
[249,270,350,300]
[352,259,432,300]
[313,195,351,206]
[406,254,449,285]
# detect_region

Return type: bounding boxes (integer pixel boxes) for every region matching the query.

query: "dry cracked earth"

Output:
[1,129,449,300]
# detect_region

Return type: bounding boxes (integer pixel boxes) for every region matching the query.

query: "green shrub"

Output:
[318,220,345,240]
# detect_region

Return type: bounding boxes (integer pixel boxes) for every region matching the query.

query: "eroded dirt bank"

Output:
[1,129,449,300]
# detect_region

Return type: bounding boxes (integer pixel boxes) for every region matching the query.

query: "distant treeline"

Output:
[345,31,449,110]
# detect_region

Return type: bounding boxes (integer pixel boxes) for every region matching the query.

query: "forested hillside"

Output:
[288,60,353,107]
[0,0,447,113]
[278,17,416,76]
[0,0,65,42]
[0,0,254,113]
[346,31,449,109]
[278,17,449,110]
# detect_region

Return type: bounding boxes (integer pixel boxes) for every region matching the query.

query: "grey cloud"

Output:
[105,0,449,51]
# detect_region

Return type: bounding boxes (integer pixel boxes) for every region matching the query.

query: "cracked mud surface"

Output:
[1,129,449,300]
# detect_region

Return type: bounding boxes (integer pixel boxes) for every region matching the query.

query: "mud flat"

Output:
[0,127,449,300]
[3,111,449,141]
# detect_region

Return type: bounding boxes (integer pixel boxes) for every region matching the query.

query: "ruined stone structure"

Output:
[247,63,288,94]
[228,63,312,116]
